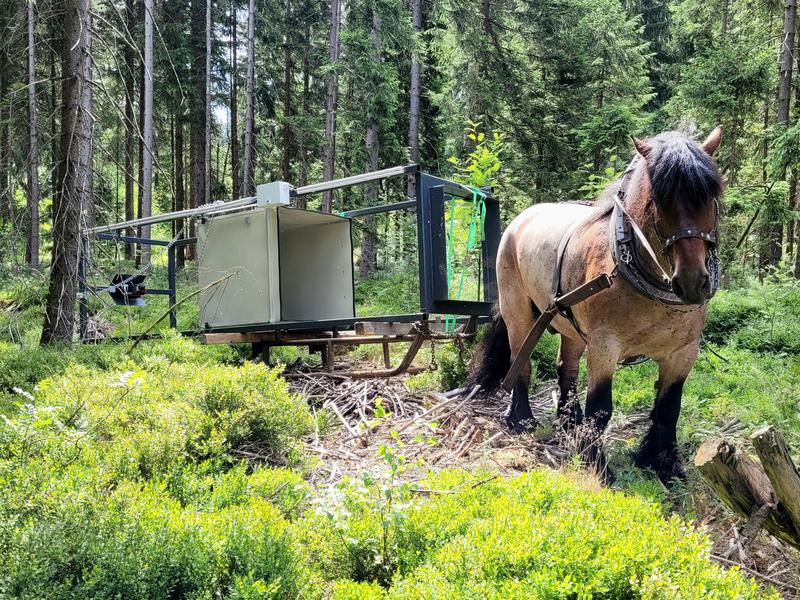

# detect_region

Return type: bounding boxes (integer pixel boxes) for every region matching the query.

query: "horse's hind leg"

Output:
[556,335,585,430]
[500,297,539,434]
[635,348,698,484]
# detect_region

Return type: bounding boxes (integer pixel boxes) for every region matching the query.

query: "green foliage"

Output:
[448,121,504,190]
[301,470,773,598]
[705,279,800,354]
[0,330,239,398]
[1,481,312,599]
[355,271,420,317]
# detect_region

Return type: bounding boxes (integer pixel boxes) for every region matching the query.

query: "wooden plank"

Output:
[695,437,800,549]
[201,331,415,346]
[355,320,453,335]
[751,426,800,534]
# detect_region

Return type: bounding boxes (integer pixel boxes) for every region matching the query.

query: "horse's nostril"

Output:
[700,275,711,295]
[671,276,684,297]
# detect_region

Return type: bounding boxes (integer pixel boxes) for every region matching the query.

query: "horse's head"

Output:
[632,127,723,305]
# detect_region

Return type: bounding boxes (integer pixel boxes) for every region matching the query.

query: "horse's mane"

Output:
[588,131,722,222]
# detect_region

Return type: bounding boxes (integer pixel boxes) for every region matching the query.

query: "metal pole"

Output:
[167,243,177,329]
[293,164,418,197]
[86,196,257,235]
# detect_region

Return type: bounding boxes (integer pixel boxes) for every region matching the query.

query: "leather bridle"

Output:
[610,156,720,306]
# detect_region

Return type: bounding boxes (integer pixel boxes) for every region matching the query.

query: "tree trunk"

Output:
[49,23,59,211]
[188,0,208,259]
[298,10,310,193]
[139,0,154,265]
[407,0,421,202]
[358,9,382,278]
[229,0,240,199]
[788,170,797,260]
[282,0,293,182]
[770,0,797,268]
[41,0,92,344]
[321,0,341,213]
[242,0,256,196]
[175,116,186,268]
[0,50,8,226]
[26,0,41,269]
[123,0,135,258]
[205,0,212,203]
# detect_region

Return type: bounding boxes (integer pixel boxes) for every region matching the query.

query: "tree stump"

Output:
[694,433,800,550]
[751,426,800,537]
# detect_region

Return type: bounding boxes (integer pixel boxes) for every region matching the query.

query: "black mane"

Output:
[645,132,722,210]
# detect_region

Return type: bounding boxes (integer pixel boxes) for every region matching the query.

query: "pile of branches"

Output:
[287,373,575,484]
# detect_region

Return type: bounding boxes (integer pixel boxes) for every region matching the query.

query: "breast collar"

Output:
[608,156,720,306]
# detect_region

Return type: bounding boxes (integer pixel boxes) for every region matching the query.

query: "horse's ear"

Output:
[701,125,723,156]
[632,137,652,159]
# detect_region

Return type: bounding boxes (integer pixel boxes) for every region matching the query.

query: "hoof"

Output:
[656,460,687,485]
[634,449,686,485]
[505,414,537,434]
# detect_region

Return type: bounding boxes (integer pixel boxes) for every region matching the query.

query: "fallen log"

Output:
[694,437,800,550]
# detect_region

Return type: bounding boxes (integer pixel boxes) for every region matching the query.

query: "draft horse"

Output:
[470,127,723,483]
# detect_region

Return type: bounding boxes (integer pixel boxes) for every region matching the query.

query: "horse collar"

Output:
[610,158,720,306]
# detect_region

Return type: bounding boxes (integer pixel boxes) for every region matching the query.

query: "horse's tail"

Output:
[467,307,510,395]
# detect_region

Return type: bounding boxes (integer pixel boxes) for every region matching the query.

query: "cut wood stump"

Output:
[694,432,800,550]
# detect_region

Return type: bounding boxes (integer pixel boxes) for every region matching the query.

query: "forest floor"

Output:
[285,365,800,597]
[3,272,800,596]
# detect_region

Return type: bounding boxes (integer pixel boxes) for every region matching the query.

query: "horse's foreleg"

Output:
[635,348,698,483]
[580,345,618,483]
[556,335,586,430]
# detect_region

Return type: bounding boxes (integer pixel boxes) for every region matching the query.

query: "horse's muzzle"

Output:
[671,268,711,305]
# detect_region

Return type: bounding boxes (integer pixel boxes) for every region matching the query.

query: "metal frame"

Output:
[78,165,501,341]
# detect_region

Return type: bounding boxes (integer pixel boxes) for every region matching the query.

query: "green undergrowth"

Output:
[0,271,795,598]
[0,454,773,599]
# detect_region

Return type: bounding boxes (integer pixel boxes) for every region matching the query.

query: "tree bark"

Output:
[49,24,59,211]
[205,0,212,202]
[188,0,208,258]
[298,7,310,196]
[41,0,92,344]
[26,0,41,269]
[0,49,8,226]
[175,116,186,268]
[751,426,800,535]
[242,0,256,196]
[407,0,422,201]
[695,437,800,550]
[123,0,135,258]
[229,0,240,199]
[281,0,293,182]
[321,0,341,213]
[770,0,797,268]
[358,8,382,278]
[139,0,154,265]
